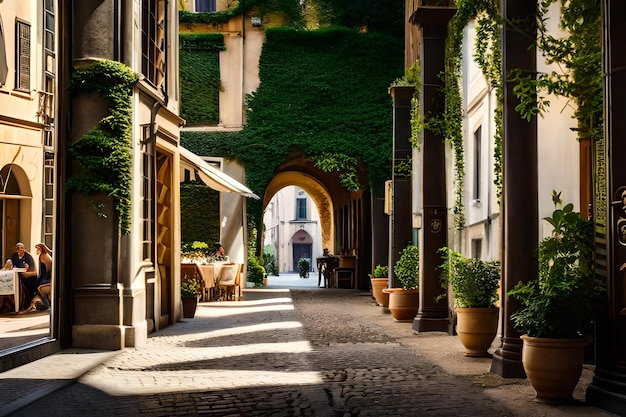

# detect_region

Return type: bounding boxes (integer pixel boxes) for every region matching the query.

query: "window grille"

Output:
[141,126,155,262]
[473,126,482,201]
[43,155,55,249]
[16,20,30,91]
[141,0,166,91]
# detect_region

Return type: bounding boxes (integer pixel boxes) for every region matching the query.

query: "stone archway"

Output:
[264,171,335,254]
[0,164,33,262]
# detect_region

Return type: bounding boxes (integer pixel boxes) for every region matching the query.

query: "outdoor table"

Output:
[0,268,25,312]
[195,262,226,301]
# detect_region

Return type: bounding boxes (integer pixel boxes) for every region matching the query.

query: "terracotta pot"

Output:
[370,278,389,307]
[182,297,198,318]
[382,288,419,322]
[521,334,593,403]
[455,307,499,357]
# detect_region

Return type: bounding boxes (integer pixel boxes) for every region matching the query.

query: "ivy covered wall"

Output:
[180,182,220,245]
[181,26,404,228]
[179,33,225,125]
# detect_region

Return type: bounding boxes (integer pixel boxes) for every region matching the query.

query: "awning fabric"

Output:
[179,147,259,199]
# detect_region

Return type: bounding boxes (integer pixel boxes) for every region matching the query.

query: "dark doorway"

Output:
[292,243,312,272]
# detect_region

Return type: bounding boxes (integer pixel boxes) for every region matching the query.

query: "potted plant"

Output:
[298,257,310,278]
[181,278,201,318]
[439,247,501,357]
[383,243,419,322]
[369,264,389,307]
[247,256,266,287]
[509,191,596,403]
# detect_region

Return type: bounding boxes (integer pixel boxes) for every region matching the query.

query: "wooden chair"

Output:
[216,263,240,301]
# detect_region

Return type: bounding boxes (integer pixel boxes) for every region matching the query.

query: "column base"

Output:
[412,316,453,334]
[490,336,526,378]
[587,368,626,416]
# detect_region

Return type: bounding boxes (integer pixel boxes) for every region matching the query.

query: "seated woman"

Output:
[213,243,226,260]
[21,243,52,313]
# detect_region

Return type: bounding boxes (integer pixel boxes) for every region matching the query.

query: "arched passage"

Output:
[0,164,33,261]
[263,171,335,254]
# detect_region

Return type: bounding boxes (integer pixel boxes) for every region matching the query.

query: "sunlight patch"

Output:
[83,370,324,395]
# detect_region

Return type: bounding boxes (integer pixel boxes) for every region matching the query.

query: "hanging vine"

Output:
[511,0,602,142]
[445,0,502,229]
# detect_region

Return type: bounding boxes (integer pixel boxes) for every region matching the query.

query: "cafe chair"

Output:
[216,263,240,301]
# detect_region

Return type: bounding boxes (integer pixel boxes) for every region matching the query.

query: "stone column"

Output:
[388,86,415,288]
[370,182,390,274]
[586,1,626,414]
[69,0,125,350]
[490,0,538,378]
[411,8,454,334]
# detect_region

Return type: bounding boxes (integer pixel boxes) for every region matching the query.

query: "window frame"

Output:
[296,198,307,221]
[15,19,31,92]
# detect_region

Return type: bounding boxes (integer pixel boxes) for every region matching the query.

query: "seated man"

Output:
[11,243,37,310]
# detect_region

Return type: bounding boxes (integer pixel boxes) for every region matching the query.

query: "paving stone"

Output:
[1,283,617,417]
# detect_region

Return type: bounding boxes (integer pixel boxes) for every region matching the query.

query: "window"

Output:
[471,239,482,260]
[44,0,55,76]
[42,155,55,249]
[141,0,166,91]
[296,198,307,220]
[195,0,216,12]
[16,20,30,91]
[473,126,482,201]
[141,126,155,261]
[0,15,8,85]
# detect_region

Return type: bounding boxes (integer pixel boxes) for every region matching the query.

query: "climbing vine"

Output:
[180,26,404,233]
[444,0,501,229]
[511,0,602,142]
[68,60,138,234]
[312,153,361,192]
[179,33,225,124]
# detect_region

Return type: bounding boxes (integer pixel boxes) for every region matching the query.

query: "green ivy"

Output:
[511,0,602,141]
[68,60,138,234]
[180,181,220,246]
[311,153,360,192]
[443,0,502,229]
[179,5,405,246]
[179,27,404,231]
[179,33,224,124]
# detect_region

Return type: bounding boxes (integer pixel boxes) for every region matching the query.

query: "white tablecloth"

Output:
[0,269,20,312]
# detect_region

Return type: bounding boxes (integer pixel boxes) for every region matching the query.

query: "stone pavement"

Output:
[0,273,618,416]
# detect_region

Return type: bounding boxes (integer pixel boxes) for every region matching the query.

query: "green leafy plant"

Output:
[438,247,500,308]
[247,255,267,286]
[509,191,596,338]
[298,258,310,277]
[263,246,279,276]
[181,278,202,298]
[393,243,419,290]
[312,153,361,192]
[181,241,214,263]
[369,264,389,279]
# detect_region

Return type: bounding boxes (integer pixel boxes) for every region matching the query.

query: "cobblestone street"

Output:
[3,279,614,416]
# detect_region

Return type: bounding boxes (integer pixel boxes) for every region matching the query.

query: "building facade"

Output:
[263,186,322,274]
[0,0,198,370]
